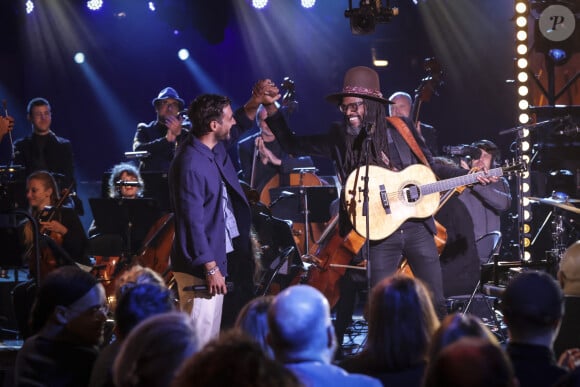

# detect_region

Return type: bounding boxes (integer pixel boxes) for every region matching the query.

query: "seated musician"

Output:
[13,170,89,339]
[237,103,314,194]
[87,163,144,256]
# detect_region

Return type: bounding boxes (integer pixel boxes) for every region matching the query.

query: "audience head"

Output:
[26,170,59,210]
[267,284,336,363]
[234,295,275,357]
[388,91,412,118]
[187,94,232,138]
[113,312,199,387]
[26,97,52,135]
[108,163,144,199]
[423,337,517,387]
[429,313,498,360]
[501,270,564,341]
[558,241,580,296]
[114,282,174,340]
[172,330,301,387]
[365,274,439,370]
[30,266,107,345]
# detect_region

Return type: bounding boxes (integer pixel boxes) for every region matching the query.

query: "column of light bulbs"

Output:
[515,0,532,261]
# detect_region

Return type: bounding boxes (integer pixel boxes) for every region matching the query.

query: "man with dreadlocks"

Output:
[263,66,474,329]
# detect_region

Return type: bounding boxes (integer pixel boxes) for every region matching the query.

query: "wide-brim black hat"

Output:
[325,66,392,105]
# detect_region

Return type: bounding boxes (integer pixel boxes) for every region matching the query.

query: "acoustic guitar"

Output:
[344,162,524,241]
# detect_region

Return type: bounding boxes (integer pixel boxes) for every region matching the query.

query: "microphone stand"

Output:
[361,127,372,296]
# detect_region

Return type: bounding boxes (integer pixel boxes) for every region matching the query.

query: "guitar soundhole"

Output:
[403,184,421,203]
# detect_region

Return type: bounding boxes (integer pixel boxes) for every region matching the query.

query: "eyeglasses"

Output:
[339,101,365,113]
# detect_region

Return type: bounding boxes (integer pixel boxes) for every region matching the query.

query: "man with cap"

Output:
[555,241,580,358]
[263,66,470,321]
[133,86,189,172]
[501,270,568,387]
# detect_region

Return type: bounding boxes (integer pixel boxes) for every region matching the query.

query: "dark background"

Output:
[0,0,521,243]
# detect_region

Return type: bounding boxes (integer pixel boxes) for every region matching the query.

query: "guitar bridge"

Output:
[379,184,391,214]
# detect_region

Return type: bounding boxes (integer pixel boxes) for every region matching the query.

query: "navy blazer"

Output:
[169,135,252,279]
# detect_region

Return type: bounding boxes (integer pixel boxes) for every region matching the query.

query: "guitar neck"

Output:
[421,167,504,195]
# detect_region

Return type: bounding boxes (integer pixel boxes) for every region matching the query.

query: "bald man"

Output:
[267,285,381,387]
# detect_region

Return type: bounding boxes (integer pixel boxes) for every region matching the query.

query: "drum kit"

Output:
[527,191,579,260]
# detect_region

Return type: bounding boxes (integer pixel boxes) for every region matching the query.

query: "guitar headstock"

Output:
[501,159,527,174]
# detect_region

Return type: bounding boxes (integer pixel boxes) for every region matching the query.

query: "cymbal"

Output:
[527,196,580,214]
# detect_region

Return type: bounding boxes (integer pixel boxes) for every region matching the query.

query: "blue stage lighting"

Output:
[87,0,103,11]
[301,0,315,8]
[148,2,156,11]
[252,0,268,10]
[74,52,86,64]
[26,0,34,14]
[178,49,190,61]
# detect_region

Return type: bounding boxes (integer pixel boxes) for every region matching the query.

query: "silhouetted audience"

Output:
[555,241,580,359]
[234,295,275,358]
[267,284,382,387]
[88,281,174,387]
[112,312,199,387]
[429,313,499,361]
[14,266,108,386]
[339,274,439,387]
[501,270,568,387]
[172,330,302,387]
[423,337,518,387]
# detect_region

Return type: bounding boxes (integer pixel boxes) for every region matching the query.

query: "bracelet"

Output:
[206,266,220,276]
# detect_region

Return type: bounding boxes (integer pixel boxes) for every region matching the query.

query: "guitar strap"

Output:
[386,116,430,167]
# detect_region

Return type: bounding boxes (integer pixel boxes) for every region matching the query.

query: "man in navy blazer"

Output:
[169,81,280,345]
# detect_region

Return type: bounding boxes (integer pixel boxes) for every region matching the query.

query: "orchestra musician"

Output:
[237,103,314,193]
[12,170,89,339]
[13,98,78,206]
[133,87,188,173]
[87,163,144,257]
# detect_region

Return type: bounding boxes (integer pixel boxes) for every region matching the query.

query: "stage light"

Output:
[345,0,398,35]
[518,85,528,96]
[517,72,528,83]
[178,49,189,61]
[251,0,268,9]
[86,0,103,11]
[517,43,528,55]
[519,113,529,124]
[517,58,528,69]
[517,30,527,41]
[148,2,156,12]
[301,0,315,8]
[25,0,34,14]
[548,48,567,64]
[74,52,86,64]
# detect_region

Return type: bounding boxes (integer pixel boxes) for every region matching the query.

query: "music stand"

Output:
[268,185,337,223]
[89,198,161,257]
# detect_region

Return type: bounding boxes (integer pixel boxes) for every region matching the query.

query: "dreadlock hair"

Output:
[343,98,390,174]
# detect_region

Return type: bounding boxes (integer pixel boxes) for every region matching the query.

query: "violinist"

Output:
[13,170,89,339]
[133,87,188,173]
[25,170,89,267]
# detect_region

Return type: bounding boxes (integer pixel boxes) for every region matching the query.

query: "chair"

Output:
[447,231,507,342]
[476,231,502,266]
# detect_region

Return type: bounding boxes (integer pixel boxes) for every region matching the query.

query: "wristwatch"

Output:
[206,266,220,276]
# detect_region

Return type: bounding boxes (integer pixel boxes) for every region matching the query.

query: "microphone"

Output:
[269,190,296,208]
[182,281,234,293]
[442,145,482,159]
[115,180,142,187]
[554,123,580,137]
[360,122,375,138]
